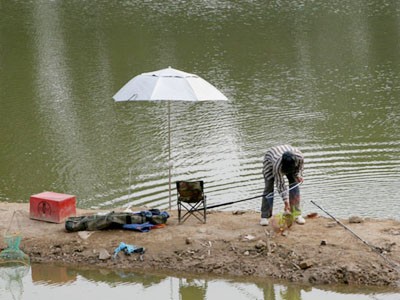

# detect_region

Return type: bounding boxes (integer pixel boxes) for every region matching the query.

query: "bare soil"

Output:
[1,202,400,287]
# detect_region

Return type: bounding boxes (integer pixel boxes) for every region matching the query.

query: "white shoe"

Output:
[295,216,306,225]
[260,218,269,226]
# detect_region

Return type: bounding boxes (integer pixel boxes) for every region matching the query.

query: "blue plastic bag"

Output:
[113,242,145,258]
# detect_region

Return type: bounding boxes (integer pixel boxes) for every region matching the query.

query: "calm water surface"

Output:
[1,1,400,297]
[0,263,399,300]
[1,0,400,218]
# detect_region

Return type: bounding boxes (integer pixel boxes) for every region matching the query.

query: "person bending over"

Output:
[260,144,305,226]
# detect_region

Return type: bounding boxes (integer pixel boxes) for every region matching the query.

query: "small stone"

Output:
[78,231,94,240]
[299,260,313,269]
[308,275,317,283]
[185,237,192,245]
[320,240,327,246]
[255,240,267,250]
[349,216,364,223]
[243,251,250,256]
[241,234,255,241]
[98,248,111,260]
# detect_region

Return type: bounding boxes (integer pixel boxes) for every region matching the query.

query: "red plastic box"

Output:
[30,192,76,223]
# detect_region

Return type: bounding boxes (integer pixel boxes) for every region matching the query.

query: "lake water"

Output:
[0,263,399,300]
[1,0,400,218]
[1,0,400,298]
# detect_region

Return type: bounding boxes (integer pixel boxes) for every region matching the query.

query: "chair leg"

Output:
[178,201,206,224]
[203,197,206,224]
[178,201,182,224]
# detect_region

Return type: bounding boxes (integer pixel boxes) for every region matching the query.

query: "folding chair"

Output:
[176,181,207,224]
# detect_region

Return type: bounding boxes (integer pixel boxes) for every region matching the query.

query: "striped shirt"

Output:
[262,145,304,200]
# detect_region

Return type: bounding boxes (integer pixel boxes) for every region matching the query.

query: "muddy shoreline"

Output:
[1,202,400,288]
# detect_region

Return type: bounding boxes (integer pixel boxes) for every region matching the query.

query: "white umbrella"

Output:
[113,67,228,208]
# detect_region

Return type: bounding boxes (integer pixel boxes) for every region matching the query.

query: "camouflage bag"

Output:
[65,212,146,232]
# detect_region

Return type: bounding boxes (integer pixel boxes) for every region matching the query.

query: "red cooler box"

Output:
[30,191,76,223]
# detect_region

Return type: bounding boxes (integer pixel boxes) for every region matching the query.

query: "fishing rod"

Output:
[311,200,400,272]
[202,181,303,211]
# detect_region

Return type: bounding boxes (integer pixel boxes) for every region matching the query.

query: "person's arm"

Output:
[273,156,288,201]
[276,173,288,201]
[294,155,304,183]
[283,199,291,213]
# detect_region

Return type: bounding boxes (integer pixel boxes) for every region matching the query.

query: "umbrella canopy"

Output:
[113,67,228,208]
[113,67,228,102]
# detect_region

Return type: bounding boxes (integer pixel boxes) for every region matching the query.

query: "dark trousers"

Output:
[261,174,300,218]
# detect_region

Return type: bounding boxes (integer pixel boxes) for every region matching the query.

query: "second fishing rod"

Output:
[199,181,303,211]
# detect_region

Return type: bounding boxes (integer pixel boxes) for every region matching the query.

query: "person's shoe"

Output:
[260,218,269,226]
[295,215,306,225]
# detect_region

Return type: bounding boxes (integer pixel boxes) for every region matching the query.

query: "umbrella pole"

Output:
[168,102,172,209]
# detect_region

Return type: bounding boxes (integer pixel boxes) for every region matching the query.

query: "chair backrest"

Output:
[176,181,204,203]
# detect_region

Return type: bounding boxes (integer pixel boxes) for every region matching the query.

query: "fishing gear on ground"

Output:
[0,210,30,266]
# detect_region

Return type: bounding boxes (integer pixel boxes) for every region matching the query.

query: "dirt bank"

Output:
[1,202,400,287]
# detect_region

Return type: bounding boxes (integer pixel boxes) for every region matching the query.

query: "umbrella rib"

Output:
[149,77,163,100]
[184,78,199,100]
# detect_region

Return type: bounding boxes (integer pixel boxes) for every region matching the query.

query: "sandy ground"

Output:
[1,202,400,288]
